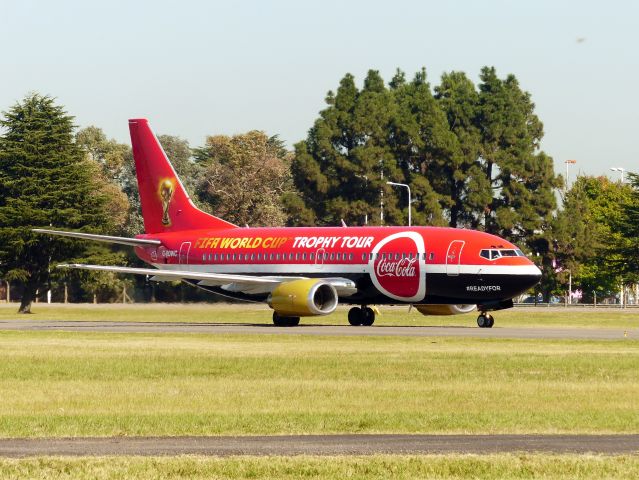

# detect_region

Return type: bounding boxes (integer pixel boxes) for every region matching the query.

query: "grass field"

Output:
[1,302,638,328]
[1,455,639,479]
[0,329,637,437]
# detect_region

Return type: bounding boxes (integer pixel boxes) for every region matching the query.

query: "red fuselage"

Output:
[135,225,541,307]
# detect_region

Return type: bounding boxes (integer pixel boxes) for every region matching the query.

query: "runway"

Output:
[0,319,636,340]
[0,434,638,457]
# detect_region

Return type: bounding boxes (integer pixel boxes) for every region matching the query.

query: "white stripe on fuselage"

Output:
[151,263,540,276]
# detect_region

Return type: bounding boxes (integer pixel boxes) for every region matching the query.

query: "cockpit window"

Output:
[480,248,526,260]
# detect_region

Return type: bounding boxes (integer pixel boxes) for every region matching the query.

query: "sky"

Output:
[1,0,637,182]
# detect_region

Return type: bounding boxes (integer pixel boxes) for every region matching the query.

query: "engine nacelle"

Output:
[268,279,338,317]
[415,304,476,316]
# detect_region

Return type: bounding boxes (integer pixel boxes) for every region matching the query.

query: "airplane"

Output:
[35,118,542,328]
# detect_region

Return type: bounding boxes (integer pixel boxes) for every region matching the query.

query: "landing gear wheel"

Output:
[361,307,375,326]
[348,307,363,326]
[477,313,494,328]
[273,312,300,327]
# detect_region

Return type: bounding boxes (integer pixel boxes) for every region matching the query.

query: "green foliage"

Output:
[0,93,134,312]
[194,131,301,227]
[609,173,639,283]
[0,94,124,312]
[550,176,634,300]
[291,67,560,247]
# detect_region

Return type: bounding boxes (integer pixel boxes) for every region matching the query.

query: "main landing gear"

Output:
[477,312,494,328]
[348,306,375,326]
[272,312,300,327]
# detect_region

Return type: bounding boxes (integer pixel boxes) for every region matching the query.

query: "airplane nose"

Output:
[508,264,542,297]
[524,264,542,290]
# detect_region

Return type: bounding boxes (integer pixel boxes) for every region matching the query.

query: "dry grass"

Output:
[1,455,639,479]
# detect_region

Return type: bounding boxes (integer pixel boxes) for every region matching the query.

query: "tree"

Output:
[292,67,560,234]
[194,130,298,227]
[0,94,122,312]
[608,173,639,284]
[434,71,492,228]
[550,176,633,301]
[476,67,561,246]
[293,70,445,227]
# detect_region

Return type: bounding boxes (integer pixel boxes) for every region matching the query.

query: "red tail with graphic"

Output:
[128,119,237,234]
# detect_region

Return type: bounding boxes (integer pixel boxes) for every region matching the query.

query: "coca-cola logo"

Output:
[376,256,417,278]
[369,232,426,302]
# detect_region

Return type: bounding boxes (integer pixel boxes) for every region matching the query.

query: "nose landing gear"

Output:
[477,312,494,328]
[348,306,375,326]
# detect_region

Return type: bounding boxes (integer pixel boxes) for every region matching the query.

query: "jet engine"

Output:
[268,279,338,317]
[415,304,476,316]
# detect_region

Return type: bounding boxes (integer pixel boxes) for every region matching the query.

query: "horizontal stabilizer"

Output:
[33,229,161,247]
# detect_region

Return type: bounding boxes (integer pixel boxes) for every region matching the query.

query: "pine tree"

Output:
[477,67,561,245]
[434,71,492,228]
[0,94,116,312]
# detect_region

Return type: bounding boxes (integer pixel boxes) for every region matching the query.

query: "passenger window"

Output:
[330,253,334,260]
[275,253,280,261]
[302,253,307,260]
[269,253,274,261]
[362,253,366,261]
[349,253,353,261]
[310,253,315,260]
[429,252,435,261]
[214,253,218,261]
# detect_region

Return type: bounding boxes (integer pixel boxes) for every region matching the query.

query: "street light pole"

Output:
[386,181,411,227]
[564,159,577,193]
[610,167,626,183]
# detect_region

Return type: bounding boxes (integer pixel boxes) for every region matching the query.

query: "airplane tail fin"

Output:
[128,118,237,234]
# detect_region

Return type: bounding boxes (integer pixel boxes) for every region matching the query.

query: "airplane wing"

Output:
[58,263,357,297]
[33,229,160,247]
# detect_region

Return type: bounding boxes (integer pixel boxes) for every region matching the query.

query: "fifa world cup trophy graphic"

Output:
[159,179,174,226]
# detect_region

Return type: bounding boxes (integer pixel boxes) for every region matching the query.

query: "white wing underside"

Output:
[58,263,358,297]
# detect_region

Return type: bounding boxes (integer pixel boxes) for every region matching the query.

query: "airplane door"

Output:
[446,240,464,276]
[315,248,325,269]
[179,242,191,265]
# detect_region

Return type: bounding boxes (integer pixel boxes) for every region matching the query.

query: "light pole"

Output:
[610,167,626,183]
[387,181,411,226]
[354,174,369,225]
[564,159,577,193]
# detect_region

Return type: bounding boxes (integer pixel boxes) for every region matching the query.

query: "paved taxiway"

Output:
[0,319,636,340]
[0,435,638,457]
